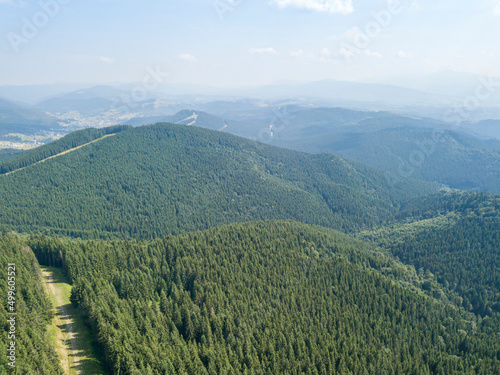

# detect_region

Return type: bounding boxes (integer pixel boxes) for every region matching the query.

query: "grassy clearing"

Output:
[41,266,108,375]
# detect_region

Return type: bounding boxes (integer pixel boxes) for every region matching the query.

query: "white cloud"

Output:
[272,0,353,14]
[410,0,420,10]
[320,48,331,57]
[290,49,304,57]
[338,47,355,59]
[177,53,197,62]
[331,29,384,61]
[100,56,116,64]
[330,27,363,44]
[364,49,383,58]
[397,50,412,58]
[494,2,500,15]
[249,47,278,55]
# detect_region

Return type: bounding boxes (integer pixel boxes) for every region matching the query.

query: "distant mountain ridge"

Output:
[0,97,61,135]
[131,107,499,194]
[241,78,455,107]
[34,85,129,116]
[273,126,500,194]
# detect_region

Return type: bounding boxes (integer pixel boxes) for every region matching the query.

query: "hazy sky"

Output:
[1,0,499,87]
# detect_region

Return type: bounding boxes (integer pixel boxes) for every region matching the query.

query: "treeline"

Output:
[0,232,63,374]
[0,125,131,174]
[28,221,500,374]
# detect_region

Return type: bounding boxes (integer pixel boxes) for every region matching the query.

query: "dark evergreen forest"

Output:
[0,124,498,374]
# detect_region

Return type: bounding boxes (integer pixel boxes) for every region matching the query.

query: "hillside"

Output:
[360,192,500,317]
[462,119,500,140]
[335,129,498,193]
[1,123,498,375]
[273,126,500,194]
[272,107,446,136]
[0,149,25,162]
[0,98,61,135]
[137,108,500,193]
[126,110,233,131]
[275,127,500,193]
[0,233,63,373]
[128,107,448,141]
[0,123,437,239]
[27,221,500,374]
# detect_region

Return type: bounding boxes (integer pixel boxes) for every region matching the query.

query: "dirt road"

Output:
[41,268,79,374]
[41,267,108,375]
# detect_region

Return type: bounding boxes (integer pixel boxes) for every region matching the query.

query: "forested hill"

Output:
[0,233,63,373]
[1,124,498,374]
[359,192,500,317]
[0,148,24,162]
[276,127,500,194]
[25,221,500,374]
[0,123,437,239]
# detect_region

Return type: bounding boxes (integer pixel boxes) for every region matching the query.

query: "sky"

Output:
[1,0,500,87]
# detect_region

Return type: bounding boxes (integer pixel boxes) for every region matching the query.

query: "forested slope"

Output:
[0,149,24,162]
[274,127,500,194]
[360,192,500,318]
[0,233,63,374]
[1,124,498,375]
[27,221,500,374]
[139,107,500,194]
[0,123,437,239]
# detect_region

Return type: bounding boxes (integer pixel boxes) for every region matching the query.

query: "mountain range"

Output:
[125,108,500,194]
[1,122,499,374]
[3,70,500,121]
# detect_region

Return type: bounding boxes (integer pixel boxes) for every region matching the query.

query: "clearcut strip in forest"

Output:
[41,266,108,375]
[3,133,116,176]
